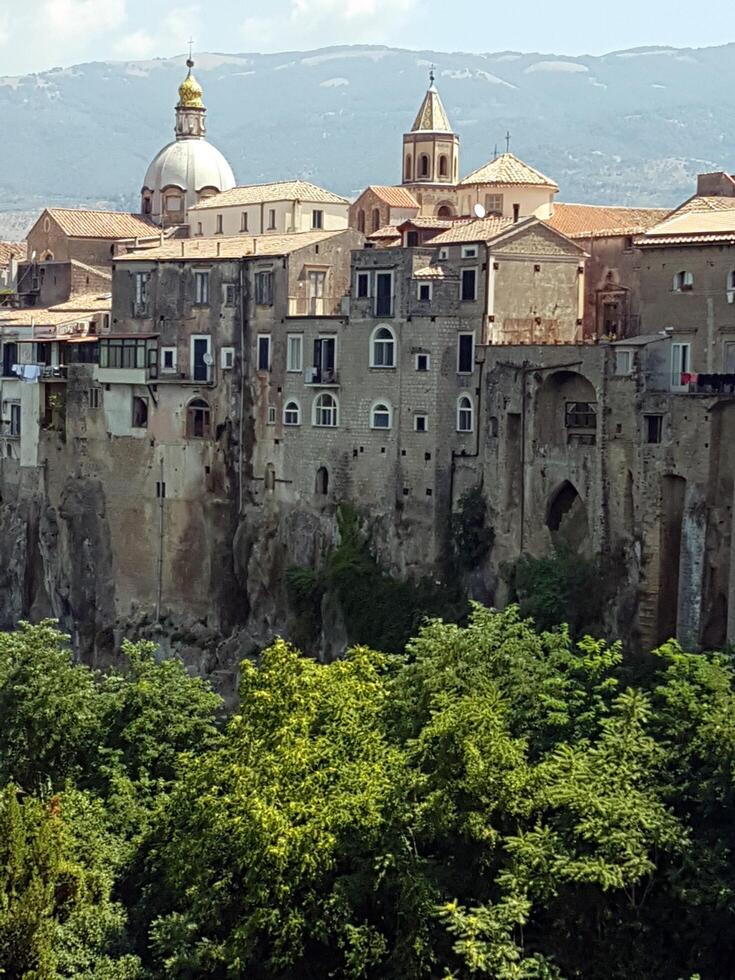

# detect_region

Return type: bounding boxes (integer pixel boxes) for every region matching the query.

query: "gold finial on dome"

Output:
[178,55,204,109]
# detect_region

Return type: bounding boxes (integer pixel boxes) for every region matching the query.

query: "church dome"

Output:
[141,57,236,225]
[144,139,235,201]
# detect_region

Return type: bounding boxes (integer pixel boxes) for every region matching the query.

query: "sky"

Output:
[1,0,734,75]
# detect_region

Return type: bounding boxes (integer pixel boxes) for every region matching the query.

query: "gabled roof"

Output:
[548,203,670,239]
[116,229,351,262]
[368,225,402,240]
[40,209,159,240]
[363,186,420,209]
[189,179,349,210]
[428,216,515,244]
[636,207,735,246]
[0,242,26,265]
[398,216,455,230]
[413,265,456,280]
[460,152,558,190]
[670,195,735,215]
[411,83,453,133]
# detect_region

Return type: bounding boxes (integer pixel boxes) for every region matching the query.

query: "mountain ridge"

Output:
[2,41,735,239]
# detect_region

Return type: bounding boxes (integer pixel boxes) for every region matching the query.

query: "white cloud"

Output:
[0,12,10,46]
[114,29,157,59]
[41,0,127,39]
[162,4,201,49]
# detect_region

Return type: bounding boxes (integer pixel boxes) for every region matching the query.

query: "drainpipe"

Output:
[238,260,247,514]
[155,455,164,623]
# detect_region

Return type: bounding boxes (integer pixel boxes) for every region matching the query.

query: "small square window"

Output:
[161,347,177,373]
[224,284,237,307]
[438,247,449,261]
[417,282,432,302]
[221,347,235,370]
[645,414,663,444]
[415,414,428,432]
[461,245,478,259]
[415,353,430,372]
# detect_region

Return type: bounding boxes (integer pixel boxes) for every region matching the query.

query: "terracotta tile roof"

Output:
[48,292,111,312]
[413,264,456,280]
[636,207,735,246]
[673,195,735,215]
[0,295,110,329]
[45,209,159,240]
[0,242,26,265]
[428,216,515,245]
[411,84,453,133]
[398,216,455,229]
[116,229,349,262]
[460,152,558,190]
[189,180,348,210]
[364,186,420,209]
[367,225,402,240]
[69,259,112,282]
[548,203,671,239]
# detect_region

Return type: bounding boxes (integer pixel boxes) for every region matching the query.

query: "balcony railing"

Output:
[288,295,343,317]
[304,367,340,386]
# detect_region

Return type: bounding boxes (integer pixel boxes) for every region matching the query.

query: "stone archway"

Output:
[546,480,590,554]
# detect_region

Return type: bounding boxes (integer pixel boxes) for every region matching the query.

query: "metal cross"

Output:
[429,64,435,85]
[505,130,511,153]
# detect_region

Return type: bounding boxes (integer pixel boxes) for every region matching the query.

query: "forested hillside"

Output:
[1,612,733,978]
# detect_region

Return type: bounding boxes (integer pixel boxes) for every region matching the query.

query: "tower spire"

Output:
[176,53,206,139]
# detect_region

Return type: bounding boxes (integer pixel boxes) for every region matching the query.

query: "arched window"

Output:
[370,325,396,368]
[41,251,54,262]
[405,154,412,180]
[372,208,381,233]
[142,195,152,215]
[283,400,301,426]
[371,401,392,430]
[313,392,338,427]
[439,154,448,177]
[186,398,211,438]
[264,463,276,492]
[357,209,366,233]
[457,395,474,433]
[315,466,329,495]
[437,204,453,218]
[673,270,694,292]
[419,154,430,178]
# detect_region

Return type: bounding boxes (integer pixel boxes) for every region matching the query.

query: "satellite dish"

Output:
[203,353,214,366]
[474,203,486,219]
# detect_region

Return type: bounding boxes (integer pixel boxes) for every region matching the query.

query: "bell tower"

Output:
[175,56,206,139]
[402,70,460,187]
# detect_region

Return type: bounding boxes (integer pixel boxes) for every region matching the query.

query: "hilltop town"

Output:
[0,56,731,683]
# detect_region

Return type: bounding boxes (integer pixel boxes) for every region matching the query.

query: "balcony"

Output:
[288,295,343,317]
[304,367,340,387]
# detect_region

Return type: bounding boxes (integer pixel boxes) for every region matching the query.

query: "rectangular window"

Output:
[131,396,149,429]
[255,271,273,306]
[438,247,449,261]
[645,414,663,444]
[375,271,393,317]
[287,334,303,372]
[133,272,149,311]
[2,342,17,378]
[99,338,155,370]
[161,347,177,373]
[485,193,503,215]
[268,208,276,230]
[215,214,224,234]
[417,282,432,302]
[415,353,430,372]
[312,209,324,229]
[88,387,101,409]
[615,350,633,375]
[414,414,428,433]
[224,283,237,306]
[356,271,370,299]
[194,270,210,305]
[8,402,20,437]
[671,341,691,391]
[513,203,521,222]
[267,405,277,425]
[257,334,271,372]
[196,222,203,236]
[220,347,235,370]
[565,402,597,429]
[457,333,474,374]
[725,341,735,373]
[461,245,478,259]
[461,268,477,302]
[241,211,248,232]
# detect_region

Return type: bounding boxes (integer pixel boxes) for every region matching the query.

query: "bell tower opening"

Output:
[402,69,460,191]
